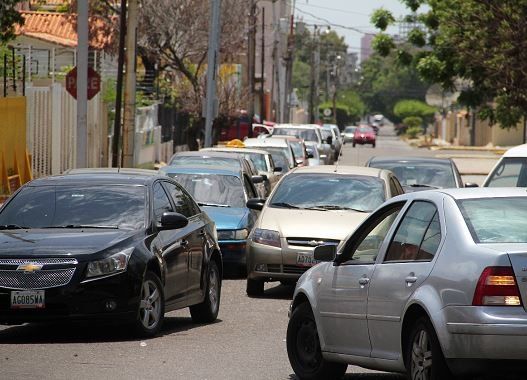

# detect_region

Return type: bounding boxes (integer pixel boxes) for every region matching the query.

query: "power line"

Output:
[293,0,369,16]
[294,7,368,34]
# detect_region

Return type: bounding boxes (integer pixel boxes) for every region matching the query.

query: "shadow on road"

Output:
[288,373,405,379]
[0,316,222,344]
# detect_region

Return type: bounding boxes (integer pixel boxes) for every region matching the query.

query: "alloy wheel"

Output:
[208,266,219,313]
[139,279,161,330]
[411,328,433,380]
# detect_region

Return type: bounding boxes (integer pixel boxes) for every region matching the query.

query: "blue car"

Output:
[160,165,260,271]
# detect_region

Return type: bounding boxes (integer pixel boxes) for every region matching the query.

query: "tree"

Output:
[358,51,429,121]
[393,99,436,122]
[0,0,24,43]
[372,0,527,128]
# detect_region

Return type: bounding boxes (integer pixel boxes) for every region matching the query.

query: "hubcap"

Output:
[295,318,321,371]
[411,328,433,380]
[208,266,219,312]
[139,279,161,330]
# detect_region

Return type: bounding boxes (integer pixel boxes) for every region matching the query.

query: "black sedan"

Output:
[0,172,222,337]
[366,156,466,192]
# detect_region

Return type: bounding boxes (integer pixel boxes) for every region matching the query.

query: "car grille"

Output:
[267,264,281,273]
[0,258,77,290]
[283,265,311,275]
[286,238,340,248]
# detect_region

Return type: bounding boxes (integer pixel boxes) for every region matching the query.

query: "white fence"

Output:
[26,83,106,177]
[134,104,173,166]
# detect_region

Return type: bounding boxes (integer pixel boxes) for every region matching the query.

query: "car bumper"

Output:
[246,238,318,282]
[353,138,375,144]
[441,306,527,365]
[0,271,141,324]
[219,240,247,266]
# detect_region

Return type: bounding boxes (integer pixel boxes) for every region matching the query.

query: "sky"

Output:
[294,0,410,54]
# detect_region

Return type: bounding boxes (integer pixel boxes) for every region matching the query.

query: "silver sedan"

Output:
[287,187,527,380]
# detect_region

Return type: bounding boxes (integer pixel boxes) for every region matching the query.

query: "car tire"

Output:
[372,142,376,148]
[190,260,221,323]
[135,271,165,338]
[287,303,347,380]
[246,278,264,297]
[405,317,454,380]
[352,142,356,147]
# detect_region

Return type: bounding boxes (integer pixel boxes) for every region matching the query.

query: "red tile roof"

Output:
[15,11,115,50]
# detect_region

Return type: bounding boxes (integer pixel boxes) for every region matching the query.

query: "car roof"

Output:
[201,147,270,155]
[172,151,244,160]
[502,144,527,157]
[270,135,303,143]
[434,187,527,200]
[28,171,164,186]
[64,167,159,176]
[274,124,320,130]
[368,156,453,165]
[244,137,289,148]
[160,165,242,177]
[289,165,388,178]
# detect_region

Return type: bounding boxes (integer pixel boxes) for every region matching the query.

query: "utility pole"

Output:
[308,26,319,124]
[248,1,257,127]
[271,2,281,122]
[76,0,88,168]
[260,6,265,122]
[111,0,127,167]
[122,0,138,167]
[204,0,221,148]
[283,1,295,123]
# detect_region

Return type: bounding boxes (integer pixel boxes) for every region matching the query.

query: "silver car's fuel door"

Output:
[317,203,405,357]
[367,200,444,360]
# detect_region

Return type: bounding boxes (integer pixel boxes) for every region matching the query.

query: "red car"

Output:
[352,125,376,148]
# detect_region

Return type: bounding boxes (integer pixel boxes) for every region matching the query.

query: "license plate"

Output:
[297,253,319,267]
[10,290,45,309]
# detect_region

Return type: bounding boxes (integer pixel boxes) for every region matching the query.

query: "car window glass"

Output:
[486,158,527,187]
[385,201,438,262]
[244,176,257,198]
[418,212,441,260]
[389,178,398,196]
[246,153,267,172]
[370,162,455,188]
[162,182,197,217]
[153,182,173,224]
[350,206,402,263]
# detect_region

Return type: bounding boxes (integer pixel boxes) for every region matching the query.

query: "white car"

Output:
[483,143,527,187]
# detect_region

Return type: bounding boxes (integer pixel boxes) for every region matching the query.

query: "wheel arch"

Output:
[147,257,164,284]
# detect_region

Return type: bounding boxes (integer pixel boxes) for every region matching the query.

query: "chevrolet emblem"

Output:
[17,263,44,273]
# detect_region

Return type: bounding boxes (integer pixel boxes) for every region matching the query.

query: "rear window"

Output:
[458,197,527,243]
[485,157,527,187]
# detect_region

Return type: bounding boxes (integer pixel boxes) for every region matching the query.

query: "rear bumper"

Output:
[219,240,247,266]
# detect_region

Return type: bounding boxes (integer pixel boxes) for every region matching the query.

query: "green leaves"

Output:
[372,34,395,57]
[370,9,395,31]
[408,29,426,47]
[394,100,436,120]
[0,0,24,44]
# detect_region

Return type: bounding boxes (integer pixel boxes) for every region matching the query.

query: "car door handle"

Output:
[181,239,189,248]
[405,276,418,284]
[358,278,370,286]
[198,229,206,237]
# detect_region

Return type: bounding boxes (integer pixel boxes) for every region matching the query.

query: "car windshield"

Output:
[344,127,356,133]
[0,185,145,229]
[244,153,267,172]
[370,161,456,188]
[458,197,527,243]
[320,129,332,140]
[359,127,373,133]
[269,174,385,212]
[169,173,245,208]
[305,145,319,158]
[485,157,527,187]
[273,128,318,142]
[290,142,304,159]
[263,147,292,170]
[170,156,240,169]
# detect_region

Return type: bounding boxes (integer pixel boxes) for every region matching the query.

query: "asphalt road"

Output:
[0,129,502,380]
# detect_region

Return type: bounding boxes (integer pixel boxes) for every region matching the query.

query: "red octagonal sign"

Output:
[66,66,101,100]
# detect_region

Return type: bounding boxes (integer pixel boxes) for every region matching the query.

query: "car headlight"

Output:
[85,247,134,279]
[217,229,249,240]
[252,228,281,248]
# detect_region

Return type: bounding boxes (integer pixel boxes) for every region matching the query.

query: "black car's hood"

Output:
[0,229,140,257]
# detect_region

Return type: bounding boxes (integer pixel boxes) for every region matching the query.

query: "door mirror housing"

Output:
[247,198,266,211]
[326,136,333,145]
[306,151,314,159]
[464,182,479,188]
[314,244,337,262]
[260,174,268,181]
[274,166,282,173]
[160,212,189,230]
[251,175,264,184]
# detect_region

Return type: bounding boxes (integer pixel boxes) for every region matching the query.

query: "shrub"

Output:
[406,126,423,139]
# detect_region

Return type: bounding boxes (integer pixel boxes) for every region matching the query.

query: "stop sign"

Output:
[65,66,101,100]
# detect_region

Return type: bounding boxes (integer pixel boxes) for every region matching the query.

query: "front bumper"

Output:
[246,237,319,282]
[353,137,375,144]
[0,271,140,324]
[219,240,247,266]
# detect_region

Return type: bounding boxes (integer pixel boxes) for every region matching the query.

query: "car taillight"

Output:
[472,266,522,306]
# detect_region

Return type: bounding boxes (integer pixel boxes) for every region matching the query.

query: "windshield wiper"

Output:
[0,224,28,230]
[311,205,368,212]
[43,225,119,229]
[270,202,300,209]
[198,202,231,208]
[406,184,439,189]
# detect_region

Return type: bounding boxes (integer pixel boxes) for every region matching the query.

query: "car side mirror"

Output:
[247,198,266,211]
[464,182,479,188]
[160,212,188,230]
[251,175,264,184]
[326,136,333,145]
[307,152,314,159]
[314,245,336,262]
[260,174,268,181]
[274,167,282,173]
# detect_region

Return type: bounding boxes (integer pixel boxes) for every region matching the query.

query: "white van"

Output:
[483,144,527,187]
